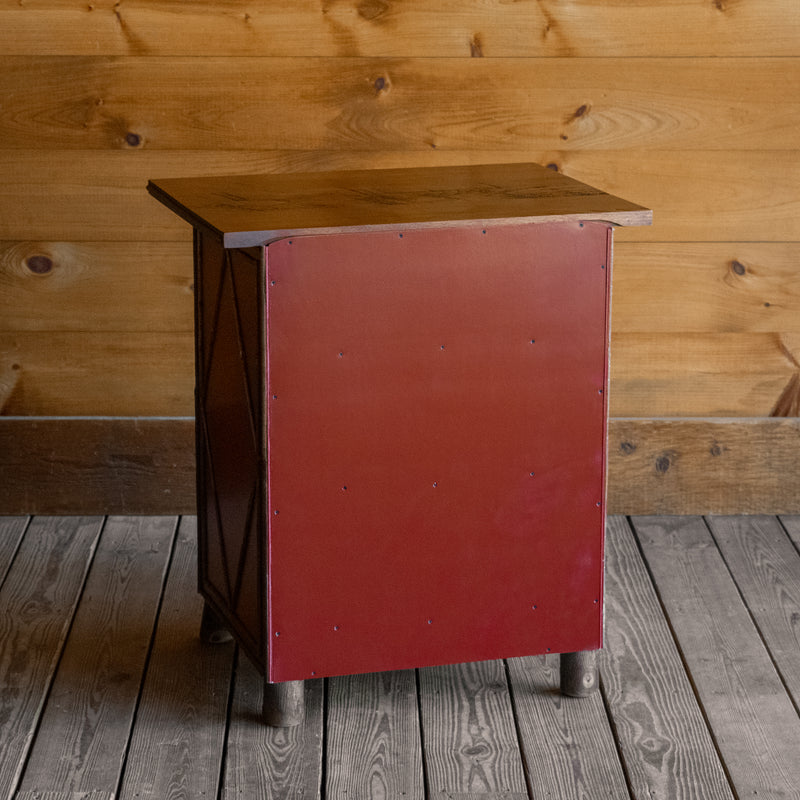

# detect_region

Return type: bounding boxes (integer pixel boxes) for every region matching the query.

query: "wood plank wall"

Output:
[1,0,799,513]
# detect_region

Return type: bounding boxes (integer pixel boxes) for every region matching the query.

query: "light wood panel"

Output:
[0,241,192,332]
[612,243,800,334]
[5,329,798,417]
[1,57,797,152]
[1,0,798,57]
[0,0,796,498]
[610,332,799,417]
[4,240,799,337]
[560,149,800,244]
[0,332,194,416]
[3,150,797,244]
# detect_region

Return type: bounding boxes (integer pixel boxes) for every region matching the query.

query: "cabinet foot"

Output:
[263,679,305,726]
[199,601,233,644]
[560,650,598,696]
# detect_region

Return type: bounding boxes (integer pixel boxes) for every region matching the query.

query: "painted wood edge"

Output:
[2,416,798,515]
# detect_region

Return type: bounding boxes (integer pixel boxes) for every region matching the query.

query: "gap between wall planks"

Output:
[1,417,799,516]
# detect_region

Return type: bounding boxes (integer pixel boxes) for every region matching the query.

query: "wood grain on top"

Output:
[148,162,651,247]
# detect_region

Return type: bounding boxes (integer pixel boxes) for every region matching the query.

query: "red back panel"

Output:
[265,222,610,681]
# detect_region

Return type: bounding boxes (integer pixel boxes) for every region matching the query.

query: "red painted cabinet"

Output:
[149,163,651,721]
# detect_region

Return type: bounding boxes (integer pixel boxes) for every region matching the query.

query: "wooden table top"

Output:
[148,162,651,248]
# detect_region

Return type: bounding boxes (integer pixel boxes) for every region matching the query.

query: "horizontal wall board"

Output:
[0,241,193,333]
[0,150,797,244]
[4,240,798,336]
[609,418,800,514]
[0,0,798,57]
[3,325,800,420]
[0,418,196,516]
[609,332,800,417]
[612,243,800,334]
[2,417,798,515]
[556,149,800,244]
[0,332,194,416]
[1,57,797,151]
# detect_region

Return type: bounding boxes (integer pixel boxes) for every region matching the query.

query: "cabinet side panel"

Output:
[195,229,266,669]
[266,222,609,681]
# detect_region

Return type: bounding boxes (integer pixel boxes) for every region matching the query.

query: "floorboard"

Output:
[507,654,629,799]
[0,516,28,588]
[633,515,800,800]
[2,514,800,799]
[327,669,423,799]
[708,515,800,710]
[603,516,733,800]
[221,655,324,800]
[18,517,177,797]
[116,517,235,800]
[0,517,104,800]
[418,660,527,799]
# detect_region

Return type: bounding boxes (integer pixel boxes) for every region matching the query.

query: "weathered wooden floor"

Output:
[2,515,800,800]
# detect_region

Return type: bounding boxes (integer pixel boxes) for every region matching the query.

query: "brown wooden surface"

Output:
[0,240,193,332]
[2,0,799,57]
[1,0,798,499]
[418,660,527,798]
[633,516,800,799]
[3,57,796,152]
[602,516,734,800]
[506,654,629,799]
[327,671,423,798]
[11,512,800,798]
[0,417,196,514]
[149,162,650,248]
[4,416,800,515]
[116,517,235,800]
[0,517,103,800]
[18,517,178,797]
[607,418,800,514]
